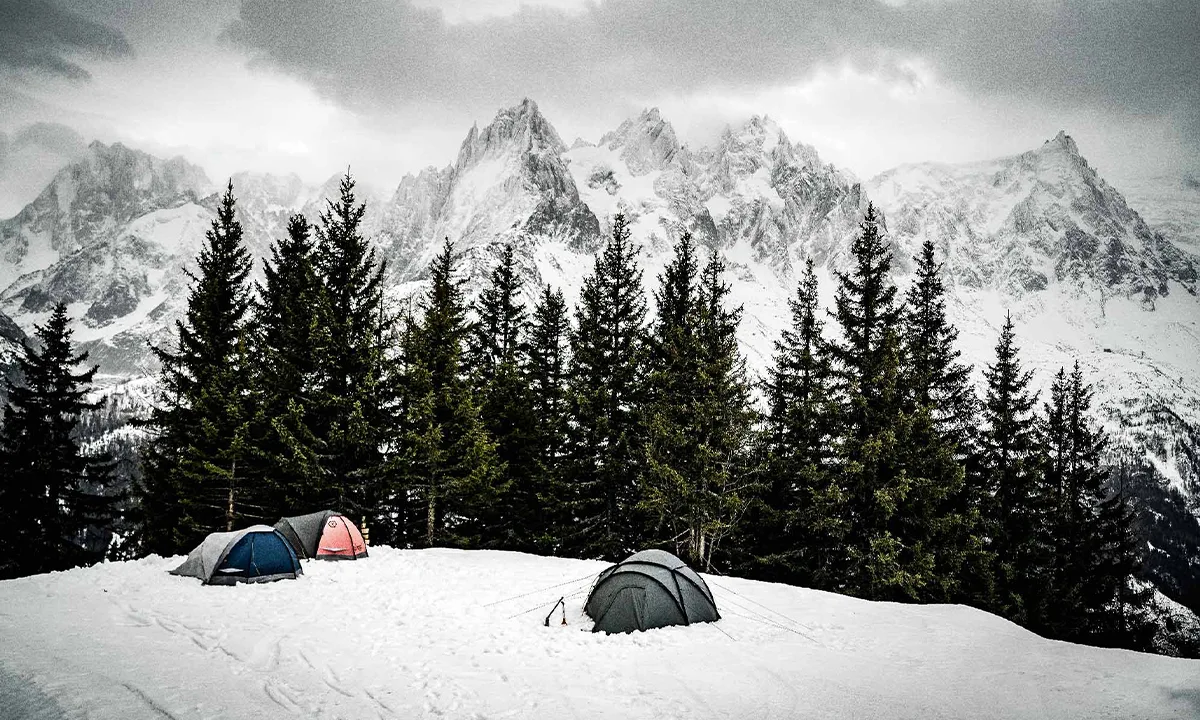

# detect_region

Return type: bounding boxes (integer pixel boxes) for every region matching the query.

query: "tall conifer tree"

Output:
[395,240,501,547]
[311,172,392,523]
[640,237,754,569]
[900,239,984,603]
[828,204,937,599]
[0,304,116,578]
[1047,363,1153,645]
[979,313,1049,624]
[252,214,323,518]
[564,214,648,559]
[902,239,978,446]
[467,244,538,549]
[747,258,844,586]
[526,284,571,551]
[138,181,255,553]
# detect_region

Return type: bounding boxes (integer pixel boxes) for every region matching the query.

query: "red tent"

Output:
[274,511,368,561]
[316,514,368,560]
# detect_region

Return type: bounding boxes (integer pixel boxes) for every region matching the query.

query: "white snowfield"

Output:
[1,548,1197,720]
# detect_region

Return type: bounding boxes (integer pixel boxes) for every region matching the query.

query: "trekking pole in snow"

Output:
[544,596,566,627]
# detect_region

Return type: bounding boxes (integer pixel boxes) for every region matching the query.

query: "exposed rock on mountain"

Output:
[868,131,1198,302]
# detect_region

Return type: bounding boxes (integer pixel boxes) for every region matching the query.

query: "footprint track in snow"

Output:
[263,678,304,715]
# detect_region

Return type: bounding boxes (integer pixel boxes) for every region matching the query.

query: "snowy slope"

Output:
[1121,174,1200,258]
[864,137,1200,502]
[0,309,25,408]
[0,548,1197,720]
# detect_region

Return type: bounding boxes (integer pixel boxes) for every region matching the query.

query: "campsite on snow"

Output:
[2,545,1198,719]
[5,1,1200,718]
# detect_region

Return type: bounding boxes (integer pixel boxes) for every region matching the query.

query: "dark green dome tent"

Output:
[584,549,720,633]
[169,526,302,585]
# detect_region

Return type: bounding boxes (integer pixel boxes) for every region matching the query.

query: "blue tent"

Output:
[170,525,302,585]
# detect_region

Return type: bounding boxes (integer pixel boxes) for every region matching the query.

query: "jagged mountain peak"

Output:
[454,98,567,175]
[597,107,682,176]
[730,115,787,151]
[1046,129,1080,157]
[868,133,1198,300]
[78,140,211,196]
[0,139,213,289]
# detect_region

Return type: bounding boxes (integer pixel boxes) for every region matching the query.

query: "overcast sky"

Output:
[1,0,1197,215]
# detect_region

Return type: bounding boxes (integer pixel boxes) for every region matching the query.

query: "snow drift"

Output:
[0,548,1197,719]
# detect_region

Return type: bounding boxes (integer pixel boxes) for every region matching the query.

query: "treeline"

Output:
[0,175,1171,654]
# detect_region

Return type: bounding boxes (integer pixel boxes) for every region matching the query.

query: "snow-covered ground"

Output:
[1,547,1197,719]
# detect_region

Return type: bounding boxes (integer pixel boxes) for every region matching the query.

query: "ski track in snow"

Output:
[1,547,1198,719]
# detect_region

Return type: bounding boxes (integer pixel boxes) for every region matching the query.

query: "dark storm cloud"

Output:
[0,0,133,81]
[224,0,897,111]
[226,0,1200,141]
[913,1,1200,141]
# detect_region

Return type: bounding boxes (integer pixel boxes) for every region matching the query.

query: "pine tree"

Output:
[467,244,538,550]
[526,284,571,552]
[0,304,117,579]
[251,214,324,518]
[746,258,844,586]
[690,253,756,568]
[564,214,648,559]
[1055,363,1154,646]
[828,204,938,600]
[137,181,255,554]
[900,239,985,604]
[467,244,527,379]
[640,237,755,569]
[1040,367,1077,627]
[979,313,1049,625]
[395,240,501,548]
[902,239,978,446]
[310,172,392,525]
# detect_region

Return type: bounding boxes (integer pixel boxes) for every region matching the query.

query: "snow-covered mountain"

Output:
[376,98,600,291]
[0,142,215,374]
[869,132,1196,299]
[0,144,391,373]
[0,309,25,407]
[0,101,1197,619]
[864,137,1200,502]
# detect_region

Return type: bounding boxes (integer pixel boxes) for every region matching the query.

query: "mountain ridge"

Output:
[0,103,1197,585]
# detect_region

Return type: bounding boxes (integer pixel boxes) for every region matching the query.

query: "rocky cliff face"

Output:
[376,98,601,292]
[868,132,1198,301]
[0,309,25,406]
[566,110,867,280]
[0,141,210,290]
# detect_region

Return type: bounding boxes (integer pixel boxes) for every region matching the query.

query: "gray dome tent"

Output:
[584,549,720,633]
[169,525,302,585]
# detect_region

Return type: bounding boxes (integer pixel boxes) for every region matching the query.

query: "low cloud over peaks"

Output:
[225,0,1200,146]
[0,0,133,81]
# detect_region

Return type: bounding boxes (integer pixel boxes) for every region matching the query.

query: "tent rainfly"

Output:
[274,510,368,561]
[584,549,720,633]
[170,526,302,585]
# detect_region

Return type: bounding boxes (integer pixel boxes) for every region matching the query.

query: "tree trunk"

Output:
[225,459,238,532]
[426,490,436,547]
